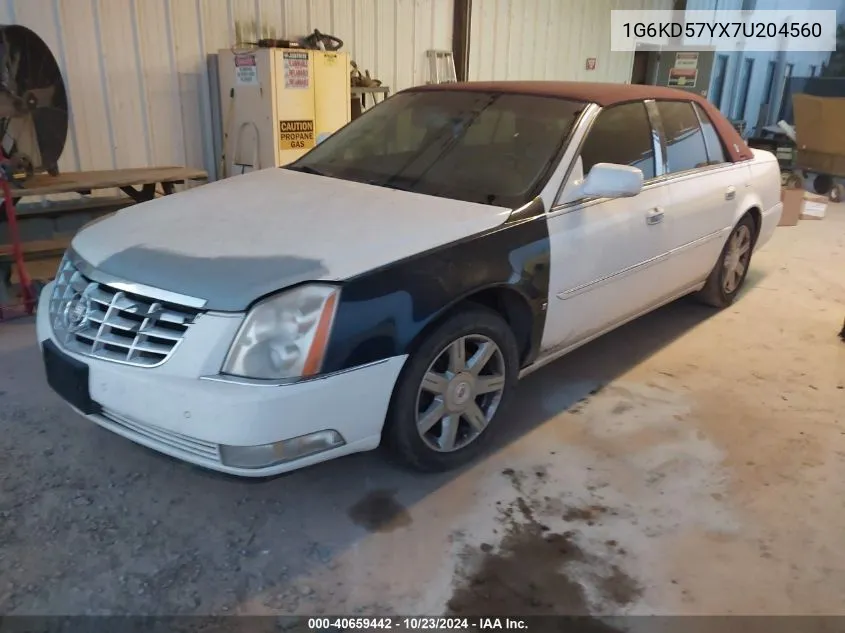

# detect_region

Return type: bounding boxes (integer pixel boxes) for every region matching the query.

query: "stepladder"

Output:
[426,50,457,84]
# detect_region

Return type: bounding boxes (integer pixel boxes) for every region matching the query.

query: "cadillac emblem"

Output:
[63,293,92,333]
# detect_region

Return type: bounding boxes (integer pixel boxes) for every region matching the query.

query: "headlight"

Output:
[222,284,339,381]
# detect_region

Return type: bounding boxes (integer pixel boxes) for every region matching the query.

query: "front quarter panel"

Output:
[320,214,551,374]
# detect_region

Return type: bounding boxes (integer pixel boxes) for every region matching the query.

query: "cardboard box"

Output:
[792,94,845,156]
[804,192,829,203]
[779,187,804,226]
[801,200,827,220]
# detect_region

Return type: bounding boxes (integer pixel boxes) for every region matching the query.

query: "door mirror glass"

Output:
[579,163,643,199]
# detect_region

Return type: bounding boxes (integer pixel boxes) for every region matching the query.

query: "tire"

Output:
[813,174,833,195]
[696,214,756,308]
[382,305,520,472]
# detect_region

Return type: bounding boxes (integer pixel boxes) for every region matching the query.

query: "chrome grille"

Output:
[49,255,201,367]
[99,409,220,462]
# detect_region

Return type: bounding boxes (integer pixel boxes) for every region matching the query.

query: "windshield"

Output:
[287,90,586,208]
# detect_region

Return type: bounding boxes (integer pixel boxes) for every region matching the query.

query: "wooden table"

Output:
[0,166,208,308]
[3,166,208,203]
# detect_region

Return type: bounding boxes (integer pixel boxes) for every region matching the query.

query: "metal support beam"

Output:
[452,0,472,82]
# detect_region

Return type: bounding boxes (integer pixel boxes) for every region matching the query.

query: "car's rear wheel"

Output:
[383,306,519,472]
[696,214,756,308]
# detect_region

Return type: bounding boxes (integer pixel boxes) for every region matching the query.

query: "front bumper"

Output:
[36,282,407,477]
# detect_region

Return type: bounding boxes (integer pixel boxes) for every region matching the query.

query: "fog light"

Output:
[219,430,345,469]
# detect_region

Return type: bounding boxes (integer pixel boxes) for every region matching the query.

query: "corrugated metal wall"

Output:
[0,0,453,178]
[468,0,673,84]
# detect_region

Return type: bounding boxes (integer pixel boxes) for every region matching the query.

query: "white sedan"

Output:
[37,81,782,477]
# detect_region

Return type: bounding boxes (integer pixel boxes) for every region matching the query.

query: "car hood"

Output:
[71,168,512,311]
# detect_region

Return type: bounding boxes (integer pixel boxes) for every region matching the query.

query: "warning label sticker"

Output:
[283,51,309,89]
[279,120,315,150]
[668,67,697,88]
[234,54,258,85]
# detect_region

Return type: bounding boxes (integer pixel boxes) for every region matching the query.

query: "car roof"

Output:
[405,81,754,163]
[407,80,705,107]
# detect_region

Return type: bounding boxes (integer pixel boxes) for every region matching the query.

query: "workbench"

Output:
[0,166,208,309]
[3,166,208,202]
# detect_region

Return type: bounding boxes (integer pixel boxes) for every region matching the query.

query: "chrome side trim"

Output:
[670,227,728,255]
[519,280,705,381]
[557,251,670,301]
[555,228,725,301]
[68,248,209,309]
[199,356,400,388]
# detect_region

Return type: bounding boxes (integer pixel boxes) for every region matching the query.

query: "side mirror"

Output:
[577,163,643,199]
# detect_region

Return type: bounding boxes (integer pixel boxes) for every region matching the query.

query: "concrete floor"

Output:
[0,206,843,619]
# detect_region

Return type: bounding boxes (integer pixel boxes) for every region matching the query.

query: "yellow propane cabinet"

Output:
[217,47,351,177]
[312,51,352,145]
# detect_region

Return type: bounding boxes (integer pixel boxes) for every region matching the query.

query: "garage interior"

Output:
[1,0,844,622]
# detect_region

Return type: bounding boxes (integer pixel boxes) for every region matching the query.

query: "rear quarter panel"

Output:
[745,149,783,250]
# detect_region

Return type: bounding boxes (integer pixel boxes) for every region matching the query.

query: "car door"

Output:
[540,101,672,354]
[653,100,743,294]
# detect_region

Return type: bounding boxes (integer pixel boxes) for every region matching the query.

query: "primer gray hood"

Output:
[71,168,511,311]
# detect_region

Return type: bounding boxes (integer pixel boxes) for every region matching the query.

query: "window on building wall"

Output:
[734,58,754,121]
[693,102,728,165]
[778,63,795,121]
[763,61,776,104]
[656,101,710,174]
[710,55,729,110]
[580,102,656,180]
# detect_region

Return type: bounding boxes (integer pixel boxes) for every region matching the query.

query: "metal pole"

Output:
[452,0,472,82]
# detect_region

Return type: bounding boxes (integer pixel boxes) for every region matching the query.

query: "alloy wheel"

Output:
[723,224,752,294]
[414,335,507,453]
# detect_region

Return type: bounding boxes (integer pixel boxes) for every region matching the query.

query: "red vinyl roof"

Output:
[406,81,754,163]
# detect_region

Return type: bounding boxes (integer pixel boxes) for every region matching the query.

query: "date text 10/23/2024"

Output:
[307,617,529,630]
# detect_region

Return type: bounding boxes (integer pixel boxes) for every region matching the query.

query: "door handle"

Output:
[646,207,664,225]
[725,186,736,201]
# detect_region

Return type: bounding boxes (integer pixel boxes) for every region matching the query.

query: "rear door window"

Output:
[656,101,710,174]
[580,102,656,180]
[692,102,728,165]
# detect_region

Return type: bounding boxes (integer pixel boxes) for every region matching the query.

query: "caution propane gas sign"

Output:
[279,120,315,150]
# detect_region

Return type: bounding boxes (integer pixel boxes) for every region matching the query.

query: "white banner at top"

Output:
[610,9,838,52]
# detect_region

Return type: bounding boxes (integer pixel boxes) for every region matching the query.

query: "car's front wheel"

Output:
[383,306,519,472]
[696,213,756,308]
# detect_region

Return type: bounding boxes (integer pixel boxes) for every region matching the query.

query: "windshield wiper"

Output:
[287,164,331,177]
